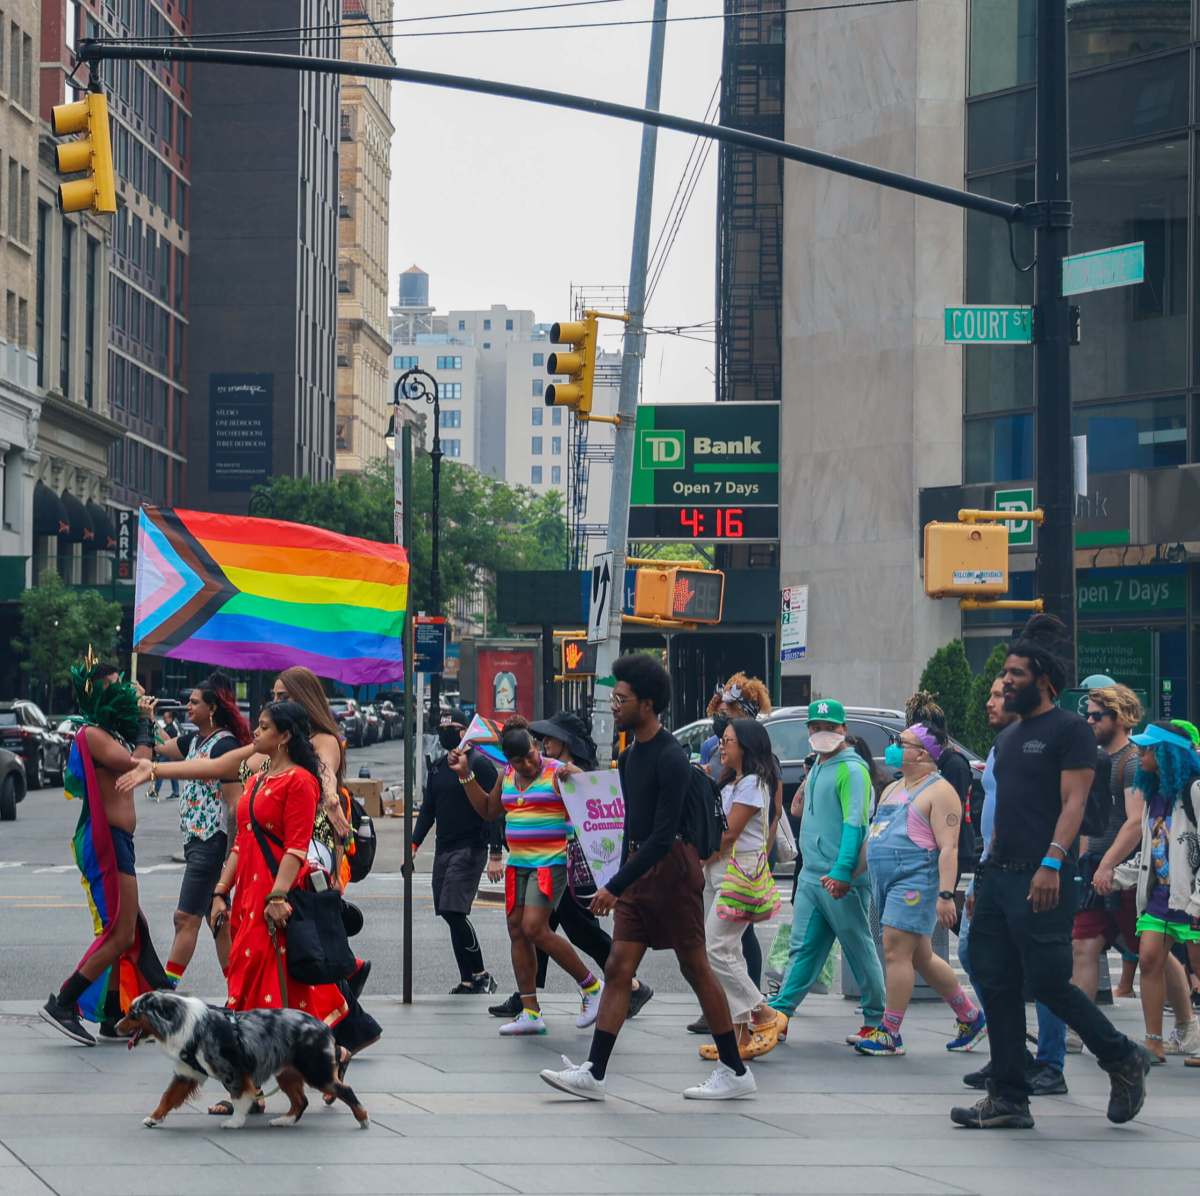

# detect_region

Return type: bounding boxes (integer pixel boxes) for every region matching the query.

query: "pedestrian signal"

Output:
[923,521,1009,598]
[633,566,724,624]
[51,91,117,214]
[561,637,596,677]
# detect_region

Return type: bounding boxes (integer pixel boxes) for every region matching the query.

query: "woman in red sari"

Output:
[207,701,348,1113]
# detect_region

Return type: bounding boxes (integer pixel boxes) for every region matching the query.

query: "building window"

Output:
[35,203,47,387]
[60,222,73,396]
[458,319,465,330]
[531,436,543,456]
[965,413,1034,484]
[532,379,544,396]
[552,407,562,426]
[532,352,544,367]
[531,465,542,485]
[505,319,513,331]
[84,238,98,409]
[442,438,462,458]
[551,436,562,455]
[551,466,561,486]
[440,382,462,399]
[393,355,418,369]
[482,341,491,349]
[441,409,462,429]
[483,319,491,330]
[1073,397,1187,473]
[436,355,462,370]
[969,0,1035,96]
[532,408,543,426]
[339,109,352,141]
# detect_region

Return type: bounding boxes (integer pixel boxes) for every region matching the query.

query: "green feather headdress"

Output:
[69,657,140,744]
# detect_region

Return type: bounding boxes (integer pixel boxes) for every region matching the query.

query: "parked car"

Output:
[329,698,364,748]
[361,704,382,746]
[0,700,68,789]
[0,747,27,821]
[376,701,403,741]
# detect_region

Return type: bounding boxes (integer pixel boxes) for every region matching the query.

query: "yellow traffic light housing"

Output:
[923,521,1009,598]
[51,92,117,214]
[547,315,598,419]
[632,563,725,625]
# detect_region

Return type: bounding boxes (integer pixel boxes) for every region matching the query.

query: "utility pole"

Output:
[589,0,668,766]
[1034,0,1076,671]
[400,424,415,1005]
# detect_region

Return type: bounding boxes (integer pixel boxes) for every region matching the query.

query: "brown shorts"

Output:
[1072,887,1139,955]
[613,840,706,952]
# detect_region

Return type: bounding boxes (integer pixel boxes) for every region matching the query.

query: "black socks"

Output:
[713,1030,747,1075]
[587,1029,618,1081]
[57,970,90,1008]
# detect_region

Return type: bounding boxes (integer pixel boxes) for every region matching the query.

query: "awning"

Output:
[60,490,93,545]
[85,501,116,553]
[33,482,69,538]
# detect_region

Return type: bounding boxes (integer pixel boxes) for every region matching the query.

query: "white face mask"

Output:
[809,731,846,754]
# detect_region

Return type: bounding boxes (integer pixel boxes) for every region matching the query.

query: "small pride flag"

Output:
[459,714,506,768]
[133,507,408,684]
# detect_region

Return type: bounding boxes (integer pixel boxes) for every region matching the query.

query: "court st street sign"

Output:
[944,305,1033,345]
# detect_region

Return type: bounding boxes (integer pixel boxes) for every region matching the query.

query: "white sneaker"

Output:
[576,982,604,1029]
[682,1062,757,1100]
[1166,1020,1200,1056]
[539,1055,607,1101]
[499,1010,547,1036]
[1065,1029,1083,1054]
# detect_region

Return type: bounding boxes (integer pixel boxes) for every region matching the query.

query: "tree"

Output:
[962,642,1010,758]
[11,572,124,710]
[916,639,973,740]
[249,457,571,617]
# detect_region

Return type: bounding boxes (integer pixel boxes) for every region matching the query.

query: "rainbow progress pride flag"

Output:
[134,507,409,684]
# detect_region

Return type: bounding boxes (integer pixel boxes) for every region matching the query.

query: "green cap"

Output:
[806,699,846,726]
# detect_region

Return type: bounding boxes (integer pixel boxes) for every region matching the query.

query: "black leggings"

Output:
[536,894,613,987]
[742,923,762,990]
[440,910,484,981]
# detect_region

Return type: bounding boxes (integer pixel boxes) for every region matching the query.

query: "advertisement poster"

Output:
[559,770,626,891]
[209,373,273,491]
[474,646,536,722]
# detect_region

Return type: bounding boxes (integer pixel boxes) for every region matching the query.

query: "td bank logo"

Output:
[638,429,685,470]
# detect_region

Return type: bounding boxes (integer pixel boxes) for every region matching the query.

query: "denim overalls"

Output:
[866,772,943,935]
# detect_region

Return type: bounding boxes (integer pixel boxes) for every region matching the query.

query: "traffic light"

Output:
[923,521,1009,598]
[546,313,597,419]
[51,91,117,214]
[560,637,597,677]
[633,565,725,624]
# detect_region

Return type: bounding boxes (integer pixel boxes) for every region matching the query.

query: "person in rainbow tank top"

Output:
[452,721,605,1036]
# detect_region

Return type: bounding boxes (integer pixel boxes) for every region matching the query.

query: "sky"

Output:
[385,0,725,402]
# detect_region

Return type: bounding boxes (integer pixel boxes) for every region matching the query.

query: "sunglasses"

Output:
[1085,710,1113,723]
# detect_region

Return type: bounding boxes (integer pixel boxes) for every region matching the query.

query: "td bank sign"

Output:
[630,403,780,505]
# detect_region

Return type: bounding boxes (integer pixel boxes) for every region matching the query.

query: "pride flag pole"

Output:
[400,424,415,1005]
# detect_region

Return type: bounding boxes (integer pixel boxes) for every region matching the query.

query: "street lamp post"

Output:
[391,368,443,713]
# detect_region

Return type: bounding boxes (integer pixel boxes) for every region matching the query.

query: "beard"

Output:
[1004,680,1041,716]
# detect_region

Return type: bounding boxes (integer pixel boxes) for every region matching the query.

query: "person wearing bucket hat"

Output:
[1103,722,1200,1064]
[766,698,886,1047]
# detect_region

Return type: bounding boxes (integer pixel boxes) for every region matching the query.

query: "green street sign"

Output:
[944,305,1033,345]
[630,402,779,506]
[1062,241,1144,296]
[994,486,1035,547]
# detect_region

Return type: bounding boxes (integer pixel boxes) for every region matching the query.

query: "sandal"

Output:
[1145,1035,1167,1065]
[208,1095,266,1116]
[1184,1055,1200,1068]
[323,1047,352,1105]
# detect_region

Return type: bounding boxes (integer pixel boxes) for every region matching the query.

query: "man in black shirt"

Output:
[413,708,501,995]
[951,616,1149,1131]
[541,654,755,1102]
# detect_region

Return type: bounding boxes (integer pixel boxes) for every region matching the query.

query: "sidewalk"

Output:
[0,993,1197,1195]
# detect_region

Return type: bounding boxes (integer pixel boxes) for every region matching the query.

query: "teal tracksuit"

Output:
[769,746,885,1023]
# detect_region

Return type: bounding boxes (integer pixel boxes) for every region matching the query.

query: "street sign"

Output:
[1062,241,1144,296]
[780,585,808,663]
[587,551,614,644]
[944,305,1033,345]
[994,486,1035,547]
[629,402,779,543]
[413,616,447,675]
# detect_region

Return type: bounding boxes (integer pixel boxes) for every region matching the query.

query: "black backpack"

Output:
[347,793,377,883]
[937,748,979,874]
[1080,748,1115,839]
[679,763,727,859]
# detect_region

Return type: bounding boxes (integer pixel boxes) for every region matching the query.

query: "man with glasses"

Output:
[540,653,756,1101]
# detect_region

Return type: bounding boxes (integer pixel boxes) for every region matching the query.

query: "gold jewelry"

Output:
[149,761,157,784]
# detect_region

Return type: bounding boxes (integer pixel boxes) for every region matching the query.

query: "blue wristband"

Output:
[1040,856,1062,872]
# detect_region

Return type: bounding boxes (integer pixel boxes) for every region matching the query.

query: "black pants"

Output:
[440,911,485,981]
[742,922,762,989]
[972,864,1134,1103]
[536,894,612,987]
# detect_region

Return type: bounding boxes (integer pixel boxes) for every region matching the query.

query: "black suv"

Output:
[0,700,68,789]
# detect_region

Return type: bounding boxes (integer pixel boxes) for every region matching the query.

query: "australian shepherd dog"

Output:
[116,991,369,1130]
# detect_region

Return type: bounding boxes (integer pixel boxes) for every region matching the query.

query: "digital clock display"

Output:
[627,505,779,542]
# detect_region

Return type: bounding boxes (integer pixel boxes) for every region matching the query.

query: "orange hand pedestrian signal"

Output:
[565,641,584,672]
[673,576,695,613]
[560,637,596,677]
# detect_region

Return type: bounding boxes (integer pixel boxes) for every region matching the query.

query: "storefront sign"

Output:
[1077,630,1154,696]
[1076,567,1186,616]
[994,487,1035,547]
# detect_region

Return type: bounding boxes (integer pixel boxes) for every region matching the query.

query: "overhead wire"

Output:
[646,133,716,305]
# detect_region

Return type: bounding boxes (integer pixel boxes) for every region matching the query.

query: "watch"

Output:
[938,890,955,900]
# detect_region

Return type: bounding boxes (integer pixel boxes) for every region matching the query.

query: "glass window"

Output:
[551,436,562,455]
[532,379,544,396]
[531,465,543,485]
[440,382,462,399]
[442,438,461,457]
[764,718,810,763]
[967,89,1035,173]
[965,413,1034,483]
[483,319,491,330]
[505,319,513,331]
[846,720,893,760]
[969,0,1035,96]
[964,168,1035,414]
[1070,52,1188,153]
[1073,396,1187,472]
[1072,141,1187,401]
[532,352,544,367]
[483,341,491,349]
[393,355,418,369]
[531,436,543,455]
[552,407,562,426]
[458,319,465,330]
[1067,0,1190,72]
[532,408,543,426]
[441,409,462,429]
[551,466,561,486]
[436,355,461,370]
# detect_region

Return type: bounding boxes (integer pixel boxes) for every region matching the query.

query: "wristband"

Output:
[266,890,289,903]
[458,771,476,786]
[1040,856,1062,872]
[212,891,230,906]
[938,890,955,900]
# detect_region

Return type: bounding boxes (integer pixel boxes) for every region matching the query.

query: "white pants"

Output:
[704,855,767,1024]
